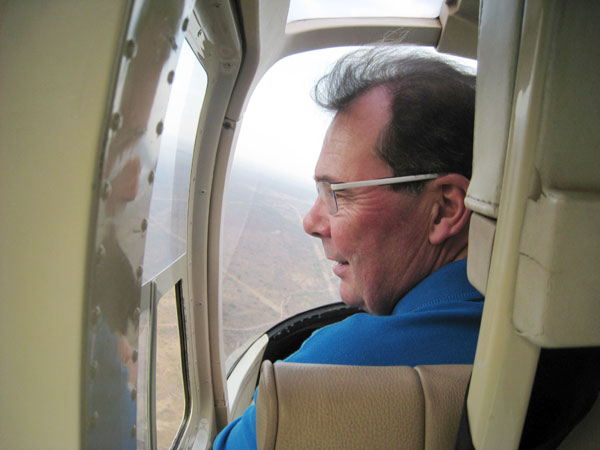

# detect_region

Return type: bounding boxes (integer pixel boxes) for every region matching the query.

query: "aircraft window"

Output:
[142,40,207,284]
[155,284,188,450]
[222,48,358,367]
[287,0,443,22]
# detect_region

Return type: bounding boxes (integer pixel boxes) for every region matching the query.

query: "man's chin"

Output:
[338,285,364,311]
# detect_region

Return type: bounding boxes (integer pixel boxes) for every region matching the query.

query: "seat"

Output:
[255,361,471,450]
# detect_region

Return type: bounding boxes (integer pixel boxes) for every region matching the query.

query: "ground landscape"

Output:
[221,163,339,360]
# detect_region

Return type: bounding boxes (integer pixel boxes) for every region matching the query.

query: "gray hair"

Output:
[313,46,476,192]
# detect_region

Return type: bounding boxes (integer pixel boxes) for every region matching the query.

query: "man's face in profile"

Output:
[303,87,437,315]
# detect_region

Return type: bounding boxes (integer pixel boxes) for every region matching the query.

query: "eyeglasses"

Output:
[316,173,439,214]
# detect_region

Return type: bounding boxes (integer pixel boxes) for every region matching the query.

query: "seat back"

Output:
[256,361,471,450]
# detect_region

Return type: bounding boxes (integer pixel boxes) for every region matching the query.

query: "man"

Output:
[214,47,482,449]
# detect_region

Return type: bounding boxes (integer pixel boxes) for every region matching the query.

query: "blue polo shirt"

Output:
[214,259,484,449]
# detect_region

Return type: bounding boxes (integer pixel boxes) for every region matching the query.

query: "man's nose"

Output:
[303,197,330,238]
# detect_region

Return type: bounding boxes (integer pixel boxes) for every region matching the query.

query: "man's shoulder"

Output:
[285,295,482,366]
[283,312,388,364]
[304,312,380,343]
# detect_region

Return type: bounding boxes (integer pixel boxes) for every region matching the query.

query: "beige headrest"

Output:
[256,361,471,449]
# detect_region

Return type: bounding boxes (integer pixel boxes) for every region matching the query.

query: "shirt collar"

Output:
[392,259,483,315]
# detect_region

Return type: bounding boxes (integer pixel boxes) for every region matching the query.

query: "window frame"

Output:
[142,260,191,450]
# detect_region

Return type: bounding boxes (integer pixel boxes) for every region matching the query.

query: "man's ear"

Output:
[428,174,471,245]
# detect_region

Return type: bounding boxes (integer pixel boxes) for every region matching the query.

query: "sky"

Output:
[233,47,350,188]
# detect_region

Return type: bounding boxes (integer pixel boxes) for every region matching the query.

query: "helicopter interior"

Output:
[1,0,599,449]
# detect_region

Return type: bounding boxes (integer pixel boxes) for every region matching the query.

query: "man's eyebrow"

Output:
[314,175,339,183]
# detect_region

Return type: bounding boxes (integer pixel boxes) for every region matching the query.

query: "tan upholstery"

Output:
[463,0,523,294]
[256,361,471,449]
[466,213,496,294]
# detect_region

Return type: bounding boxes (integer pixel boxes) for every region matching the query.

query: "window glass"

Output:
[143,40,207,283]
[221,48,356,367]
[287,0,443,22]
[155,285,187,450]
